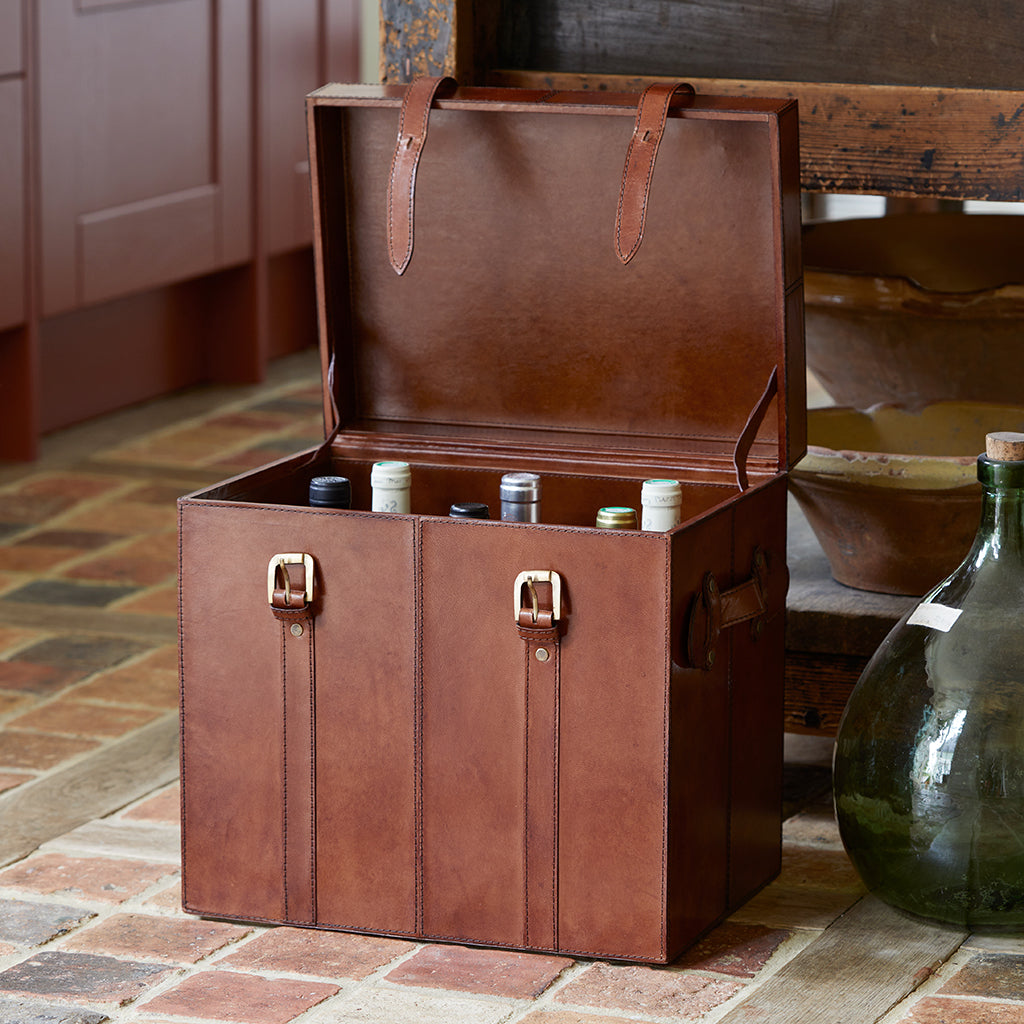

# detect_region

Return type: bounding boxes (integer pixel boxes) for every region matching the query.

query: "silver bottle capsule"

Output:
[500,472,541,523]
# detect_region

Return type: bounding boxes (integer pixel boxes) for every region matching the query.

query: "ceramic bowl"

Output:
[790,401,1024,595]
[803,214,1024,409]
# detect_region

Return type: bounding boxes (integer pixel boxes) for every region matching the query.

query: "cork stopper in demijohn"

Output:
[986,432,1024,462]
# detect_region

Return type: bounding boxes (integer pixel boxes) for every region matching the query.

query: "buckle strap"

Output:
[267,554,318,924]
[514,570,563,951]
[615,82,695,265]
[387,75,458,276]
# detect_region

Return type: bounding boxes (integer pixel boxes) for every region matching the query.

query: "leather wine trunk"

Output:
[178,79,805,964]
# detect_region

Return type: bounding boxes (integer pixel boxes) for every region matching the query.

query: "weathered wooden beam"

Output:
[492,71,1024,201]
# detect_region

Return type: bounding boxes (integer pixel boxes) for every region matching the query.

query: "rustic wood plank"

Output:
[719,895,966,1024]
[491,70,1024,201]
[0,714,179,868]
[784,652,863,736]
[495,0,1024,91]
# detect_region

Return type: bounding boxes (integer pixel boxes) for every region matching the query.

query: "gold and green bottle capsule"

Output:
[596,506,638,530]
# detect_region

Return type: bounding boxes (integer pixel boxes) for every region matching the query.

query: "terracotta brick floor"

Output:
[0,350,1021,1023]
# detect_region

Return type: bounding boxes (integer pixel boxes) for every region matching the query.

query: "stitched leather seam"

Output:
[552,645,560,951]
[523,639,531,948]
[413,517,424,935]
[281,620,289,923]
[661,537,671,962]
[309,618,317,925]
[177,505,189,906]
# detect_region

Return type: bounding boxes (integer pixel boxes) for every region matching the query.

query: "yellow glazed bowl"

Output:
[803,214,1024,410]
[790,402,1024,595]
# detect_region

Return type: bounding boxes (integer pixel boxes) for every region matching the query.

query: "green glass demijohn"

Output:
[834,431,1024,928]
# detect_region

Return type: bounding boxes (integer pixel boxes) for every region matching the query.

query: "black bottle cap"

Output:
[309,475,351,508]
[449,501,489,519]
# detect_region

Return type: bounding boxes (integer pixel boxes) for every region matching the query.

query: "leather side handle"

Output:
[387,75,458,276]
[615,81,695,265]
[687,548,768,670]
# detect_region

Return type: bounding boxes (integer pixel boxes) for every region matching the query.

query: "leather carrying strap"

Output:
[733,367,779,491]
[687,548,768,671]
[516,575,562,951]
[387,75,458,275]
[615,82,695,265]
[269,557,318,924]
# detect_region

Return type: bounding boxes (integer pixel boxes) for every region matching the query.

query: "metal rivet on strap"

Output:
[290,623,304,637]
[535,647,550,663]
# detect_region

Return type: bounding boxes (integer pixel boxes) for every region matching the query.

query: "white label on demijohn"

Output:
[907,602,963,633]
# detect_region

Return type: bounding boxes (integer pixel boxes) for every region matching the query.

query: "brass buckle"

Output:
[267,553,314,606]
[514,570,561,624]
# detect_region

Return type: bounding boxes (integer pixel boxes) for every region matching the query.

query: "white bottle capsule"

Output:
[641,479,682,531]
[371,461,411,513]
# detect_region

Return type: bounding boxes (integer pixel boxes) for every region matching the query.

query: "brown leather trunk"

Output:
[177,80,805,963]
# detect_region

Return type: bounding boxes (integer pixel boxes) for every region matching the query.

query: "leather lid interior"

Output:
[308,84,805,473]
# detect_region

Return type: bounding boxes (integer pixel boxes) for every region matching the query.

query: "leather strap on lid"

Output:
[615,82,695,265]
[387,75,458,275]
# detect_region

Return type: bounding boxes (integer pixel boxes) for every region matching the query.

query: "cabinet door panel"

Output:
[261,0,360,254]
[39,0,251,315]
[0,0,22,75]
[0,79,24,330]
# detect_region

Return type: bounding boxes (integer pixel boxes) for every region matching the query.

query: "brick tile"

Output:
[0,732,98,771]
[895,996,1024,1022]
[783,801,845,851]
[64,534,177,587]
[12,530,122,551]
[0,547,78,572]
[517,1012,646,1024]
[6,702,161,739]
[8,701,159,738]
[0,997,110,1023]
[62,913,250,964]
[140,970,339,1023]
[0,772,32,795]
[673,922,791,977]
[114,585,178,617]
[18,636,153,674]
[0,898,96,946]
[204,411,294,432]
[938,952,1024,1001]
[122,482,195,505]
[0,494,74,525]
[73,646,179,710]
[555,962,744,1019]
[0,661,81,695]
[17,474,126,503]
[0,626,42,655]
[386,944,572,999]
[123,784,180,824]
[0,693,32,718]
[324,986,512,1024]
[221,927,415,980]
[0,853,175,903]
[777,845,863,891]
[0,581,142,609]
[60,501,176,535]
[0,950,173,1005]
[139,879,182,912]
